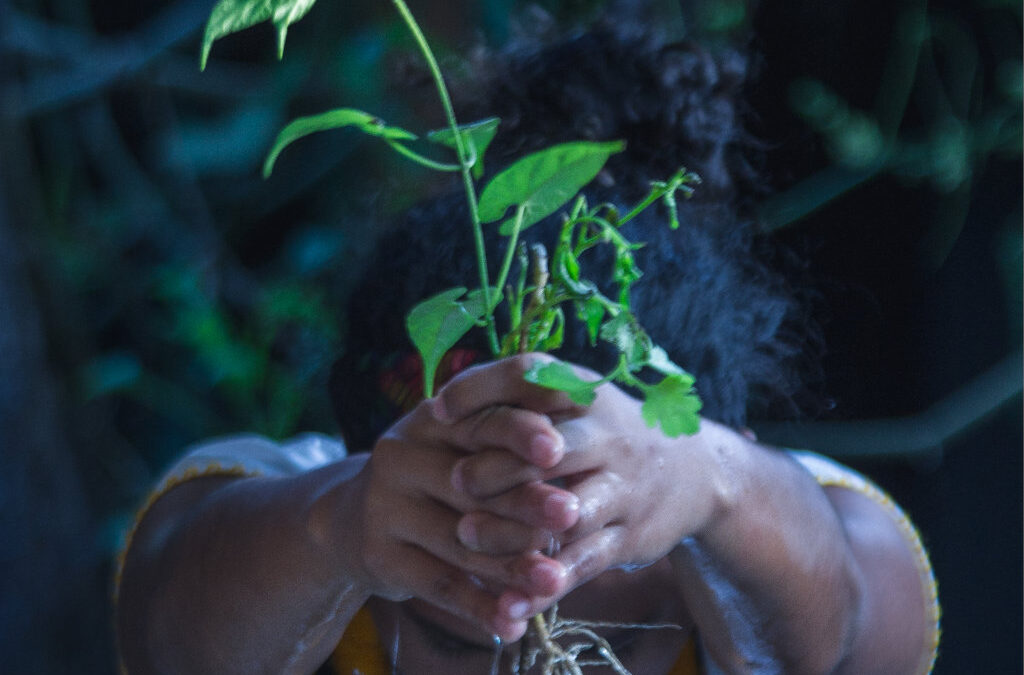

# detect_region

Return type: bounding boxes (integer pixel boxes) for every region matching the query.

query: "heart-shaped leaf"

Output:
[263,108,417,177]
[201,0,318,70]
[405,287,497,397]
[477,141,625,234]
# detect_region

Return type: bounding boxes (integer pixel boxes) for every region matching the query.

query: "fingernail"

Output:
[427,395,452,424]
[530,432,563,467]
[504,596,531,620]
[529,560,564,589]
[456,517,479,551]
[544,492,579,522]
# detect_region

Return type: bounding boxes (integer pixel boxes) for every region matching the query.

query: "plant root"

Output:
[512,603,682,675]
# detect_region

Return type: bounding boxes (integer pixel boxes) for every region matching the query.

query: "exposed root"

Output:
[512,603,682,675]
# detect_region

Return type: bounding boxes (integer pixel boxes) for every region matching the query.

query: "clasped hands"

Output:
[351,354,721,641]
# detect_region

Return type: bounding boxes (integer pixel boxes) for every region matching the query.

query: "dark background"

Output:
[1,0,1020,672]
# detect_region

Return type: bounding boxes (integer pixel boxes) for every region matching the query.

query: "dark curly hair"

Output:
[329,23,820,450]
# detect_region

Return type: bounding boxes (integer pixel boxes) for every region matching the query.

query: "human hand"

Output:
[348,355,587,640]
[447,358,724,613]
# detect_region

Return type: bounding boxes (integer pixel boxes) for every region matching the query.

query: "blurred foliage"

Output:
[763,1,1022,262]
[2,0,1020,551]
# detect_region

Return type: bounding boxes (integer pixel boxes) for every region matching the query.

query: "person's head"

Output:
[330,22,819,449]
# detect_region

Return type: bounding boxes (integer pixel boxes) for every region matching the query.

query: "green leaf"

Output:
[641,374,702,437]
[526,307,565,352]
[477,141,625,234]
[263,109,417,177]
[577,297,606,346]
[553,245,597,297]
[426,117,500,179]
[523,360,598,406]
[612,242,642,290]
[599,312,652,368]
[646,346,690,377]
[200,0,318,70]
[539,308,565,351]
[405,287,497,397]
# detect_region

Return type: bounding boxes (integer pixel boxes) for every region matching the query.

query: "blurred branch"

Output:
[1,8,95,61]
[762,0,1022,234]
[758,162,883,231]
[874,1,928,141]
[1,0,210,117]
[754,350,1023,461]
[0,77,111,673]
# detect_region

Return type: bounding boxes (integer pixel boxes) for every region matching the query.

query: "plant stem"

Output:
[493,205,526,310]
[614,169,694,228]
[384,139,462,172]
[391,0,500,354]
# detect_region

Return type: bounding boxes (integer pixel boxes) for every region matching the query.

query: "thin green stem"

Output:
[612,356,646,391]
[614,184,666,227]
[615,169,696,228]
[384,139,462,171]
[391,0,499,354]
[493,205,526,310]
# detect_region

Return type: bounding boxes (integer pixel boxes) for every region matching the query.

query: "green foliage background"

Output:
[0,0,1019,672]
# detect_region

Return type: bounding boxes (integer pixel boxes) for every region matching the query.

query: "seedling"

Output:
[202,0,703,671]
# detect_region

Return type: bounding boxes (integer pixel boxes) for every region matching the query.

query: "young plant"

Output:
[202,0,703,671]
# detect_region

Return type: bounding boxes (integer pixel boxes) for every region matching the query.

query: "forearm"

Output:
[117,455,373,674]
[669,422,862,673]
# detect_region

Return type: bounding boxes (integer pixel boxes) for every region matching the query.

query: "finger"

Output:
[494,588,563,629]
[451,449,548,498]
[429,354,582,425]
[386,543,530,641]
[451,436,606,499]
[393,498,568,597]
[470,480,581,532]
[560,471,623,543]
[371,434,476,514]
[554,526,624,591]
[449,405,565,468]
[457,511,554,555]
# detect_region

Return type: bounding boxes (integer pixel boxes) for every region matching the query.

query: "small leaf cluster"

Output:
[504,173,704,438]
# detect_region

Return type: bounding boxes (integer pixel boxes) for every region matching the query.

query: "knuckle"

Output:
[503,353,532,378]
[370,435,406,469]
[467,405,501,439]
[360,544,393,592]
[450,540,475,567]
[459,460,486,496]
[505,352,551,379]
[570,542,610,582]
[429,568,463,603]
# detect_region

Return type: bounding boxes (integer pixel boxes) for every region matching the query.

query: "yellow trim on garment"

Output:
[114,462,260,675]
[791,450,941,675]
[113,463,258,602]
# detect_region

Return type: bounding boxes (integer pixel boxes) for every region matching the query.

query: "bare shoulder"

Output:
[824,484,939,674]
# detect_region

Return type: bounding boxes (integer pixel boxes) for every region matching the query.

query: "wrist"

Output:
[304,455,377,599]
[682,418,746,543]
